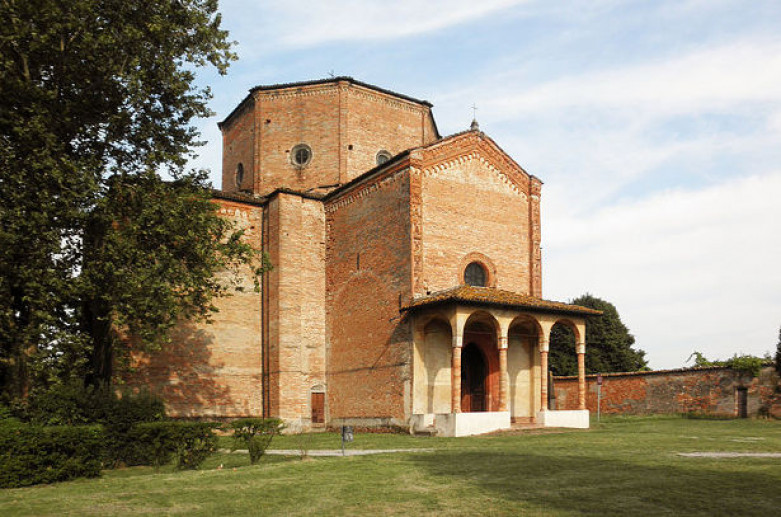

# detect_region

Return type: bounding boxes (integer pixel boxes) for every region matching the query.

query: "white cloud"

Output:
[543,171,781,369]
[487,39,781,116]
[223,0,530,50]
[432,36,781,215]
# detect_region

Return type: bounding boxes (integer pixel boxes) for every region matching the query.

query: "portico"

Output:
[406,285,600,437]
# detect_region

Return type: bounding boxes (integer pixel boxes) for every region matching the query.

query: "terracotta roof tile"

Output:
[402,285,602,316]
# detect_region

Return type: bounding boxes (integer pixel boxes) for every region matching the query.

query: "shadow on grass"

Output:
[409,450,781,515]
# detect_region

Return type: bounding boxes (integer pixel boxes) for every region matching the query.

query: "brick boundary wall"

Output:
[554,366,781,418]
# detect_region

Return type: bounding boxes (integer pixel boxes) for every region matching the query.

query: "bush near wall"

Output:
[13,382,165,428]
[131,421,219,470]
[0,424,103,488]
[102,393,167,466]
[227,418,284,464]
[10,382,167,467]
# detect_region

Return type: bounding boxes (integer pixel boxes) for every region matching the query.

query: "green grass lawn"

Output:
[1,415,779,516]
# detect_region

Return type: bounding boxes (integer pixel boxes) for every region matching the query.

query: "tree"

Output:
[549,294,647,375]
[775,326,781,376]
[80,173,266,386]
[548,324,579,376]
[0,0,260,395]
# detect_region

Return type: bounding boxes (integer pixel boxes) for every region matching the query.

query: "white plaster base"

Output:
[421,411,511,437]
[537,409,590,429]
[409,413,436,434]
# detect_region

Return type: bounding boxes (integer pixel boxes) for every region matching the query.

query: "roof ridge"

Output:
[404,285,602,316]
[249,76,433,107]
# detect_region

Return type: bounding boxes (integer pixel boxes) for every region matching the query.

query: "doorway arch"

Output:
[461,342,488,412]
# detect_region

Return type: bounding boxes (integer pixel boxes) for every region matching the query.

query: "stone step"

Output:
[413,426,439,437]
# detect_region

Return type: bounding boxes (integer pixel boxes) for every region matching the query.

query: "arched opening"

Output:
[461,343,487,412]
[235,163,244,188]
[416,318,452,414]
[549,321,578,377]
[461,312,500,412]
[508,316,542,419]
[464,261,487,287]
[548,319,579,411]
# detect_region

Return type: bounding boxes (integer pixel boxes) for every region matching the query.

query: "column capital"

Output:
[576,342,586,354]
[497,336,508,350]
[452,333,462,348]
[539,337,549,353]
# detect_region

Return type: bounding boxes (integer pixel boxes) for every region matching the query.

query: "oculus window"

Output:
[291,144,312,167]
[376,150,392,165]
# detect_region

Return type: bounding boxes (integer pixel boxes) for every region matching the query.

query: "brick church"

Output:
[127,77,599,436]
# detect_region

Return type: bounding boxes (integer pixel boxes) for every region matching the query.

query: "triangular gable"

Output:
[408,130,540,197]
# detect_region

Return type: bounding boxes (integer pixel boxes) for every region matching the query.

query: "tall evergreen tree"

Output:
[549,294,647,375]
[0,0,263,395]
[775,326,781,376]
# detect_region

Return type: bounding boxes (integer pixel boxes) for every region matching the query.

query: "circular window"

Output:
[235,163,244,188]
[464,262,487,287]
[376,150,392,165]
[291,144,312,167]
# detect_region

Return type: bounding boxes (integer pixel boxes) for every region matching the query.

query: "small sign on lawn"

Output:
[341,426,354,456]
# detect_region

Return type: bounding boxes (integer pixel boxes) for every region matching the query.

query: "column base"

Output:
[412,412,511,437]
[536,409,590,429]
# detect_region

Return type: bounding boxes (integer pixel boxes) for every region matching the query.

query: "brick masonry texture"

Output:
[220,80,437,197]
[554,366,781,417]
[125,199,264,417]
[125,78,594,430]
[325,170,413,423]
[266,193,326,425]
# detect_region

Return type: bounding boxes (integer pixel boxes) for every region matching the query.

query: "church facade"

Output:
[127,77,598,436]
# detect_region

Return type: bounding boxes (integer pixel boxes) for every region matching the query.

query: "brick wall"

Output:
[415,140,533,296]
[220,102,255,194]
[265,193,327,428]
[125,198,264,417]
[554,366,781,417]
[325,168,413,424]
[343,85,436,180]
[254,84,342,195]
[220,80,437,197]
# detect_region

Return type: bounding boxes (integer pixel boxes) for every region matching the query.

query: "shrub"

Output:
[9,383,166,467]
[13,381,108,426]
[0,404,22,428]
[132,421,218,470]
[174,422,219,469]
[128,421,176,469]
[723,354,770,378]
[227,418,284,464]
[101,392,166,466]
[0,424,103,488]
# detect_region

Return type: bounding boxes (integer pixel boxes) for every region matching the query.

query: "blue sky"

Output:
[189,0,781,370]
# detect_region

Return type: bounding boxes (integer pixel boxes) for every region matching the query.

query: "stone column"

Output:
[577,342,586,410]
[498,336,508,412]
[540,337,549,411]
[451,334,462,413]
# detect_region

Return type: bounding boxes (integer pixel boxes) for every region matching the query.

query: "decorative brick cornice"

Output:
[256,83,339,102]
[324,163,409,214]
[411,132,533,197]
[347,85,426,114]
